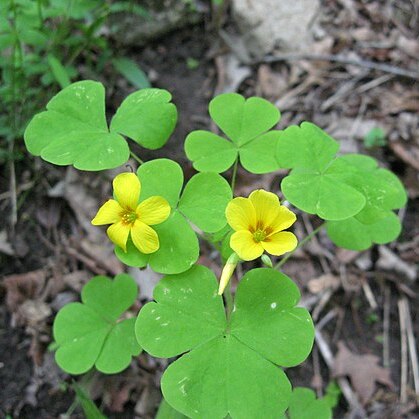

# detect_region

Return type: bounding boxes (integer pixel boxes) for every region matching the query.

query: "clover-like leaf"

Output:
[178,172,232,232]
[281,157,366,220]
[276,122,339,171]
[326,211,401,251]
[110,89,177,150]
[53,274,141,374]
[115,160,231,273]
[135,266,314,418]
[338,154,407,224]
[282,387,332,419]
[24,81,177,170]
[185,93,281,174]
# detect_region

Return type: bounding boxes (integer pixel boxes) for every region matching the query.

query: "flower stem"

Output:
[224,280,234,324]
[130,151,144,165]
[230,157,238,192]
[274,223,325,270]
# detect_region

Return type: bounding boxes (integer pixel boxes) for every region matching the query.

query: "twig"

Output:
[383,286,391,368]
[312,289,334,322]
[261,53,419,80]
[362,280,378,310]
[315,329,365,415]
[398,298,408,403]
[402,297,419,394]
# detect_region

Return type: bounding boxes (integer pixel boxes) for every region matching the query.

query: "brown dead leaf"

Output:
[256,64,287,100]
[333,341,393,405]
[308,274,340,294]
[35,198,62,229]
[4,270,46,313]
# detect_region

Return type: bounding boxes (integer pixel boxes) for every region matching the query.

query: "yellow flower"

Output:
[226,189,298,261]
[92,173,170,254]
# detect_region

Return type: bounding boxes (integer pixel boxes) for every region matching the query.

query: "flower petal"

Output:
[261,231,298,256]
[226,197,256,232]
[92,199,123,225]
[113,173,141,210]
[230,230,263,261]
[107,221,131,252]
[249,189,281,228]
[136,196,170,225]
[269,205,297,234]
[131,220,159,254]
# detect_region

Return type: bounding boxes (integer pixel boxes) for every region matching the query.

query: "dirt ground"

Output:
[0,1,418,418]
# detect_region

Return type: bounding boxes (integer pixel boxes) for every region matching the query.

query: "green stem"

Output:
[230,157,238,192]
[274,223,325,270]
[223,280,234,325]
[130,151,144,165]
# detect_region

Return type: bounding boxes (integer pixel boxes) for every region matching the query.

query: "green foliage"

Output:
[282,387,332,419]
[112,57,151,89]
[156,399,187,419]
[364,127,386,148]
[73,382,107,419]
[115,159,232,274]
[24,81,177,170]
[185,93,281,174]
[135,266,314,418]
[275,123,407,249]
[53,274,141,375]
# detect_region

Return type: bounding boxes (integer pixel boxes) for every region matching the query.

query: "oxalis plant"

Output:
[24,80,407,418]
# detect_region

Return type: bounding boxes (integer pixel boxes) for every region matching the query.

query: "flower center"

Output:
[121,210,137,225]
[253,229,267,243]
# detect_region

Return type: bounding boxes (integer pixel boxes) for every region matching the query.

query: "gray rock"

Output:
[232,0,320,59]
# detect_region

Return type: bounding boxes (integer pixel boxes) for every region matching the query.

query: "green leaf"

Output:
[276,122,339,171]
[110,88,177,150]
[136,266,313,418]
[137,159,184,208]
[364,127,386,148]
[24,80,129,170]
[281,157,366,220]
[209,93,280,146]
[285,387,332,419]
[47,54,71,88]
[53,274,141,374]
[339,154,407,224]
[115,212,199,274]
[326,211,402,251]
[184,131,237,173]
[178,172,232,232]
[231,268,314,367]
[135,265,226,357]
[112,57,151,89]
[239,131,281,174]
[156,399,187,419]
[185,93,281,174]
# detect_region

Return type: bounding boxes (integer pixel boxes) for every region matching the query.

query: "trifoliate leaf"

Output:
[276,122,339,171]
[283,387,332,419]
[185,93,281,174]
[24,81,177,170]
[25,81,128,170]
[326,211,401,251]
[339,154,407,224]
[281,157,366,220]
[135,266,314,418]
[178,172,232,232]
[53,274,141,374]
[110,89,177,150]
